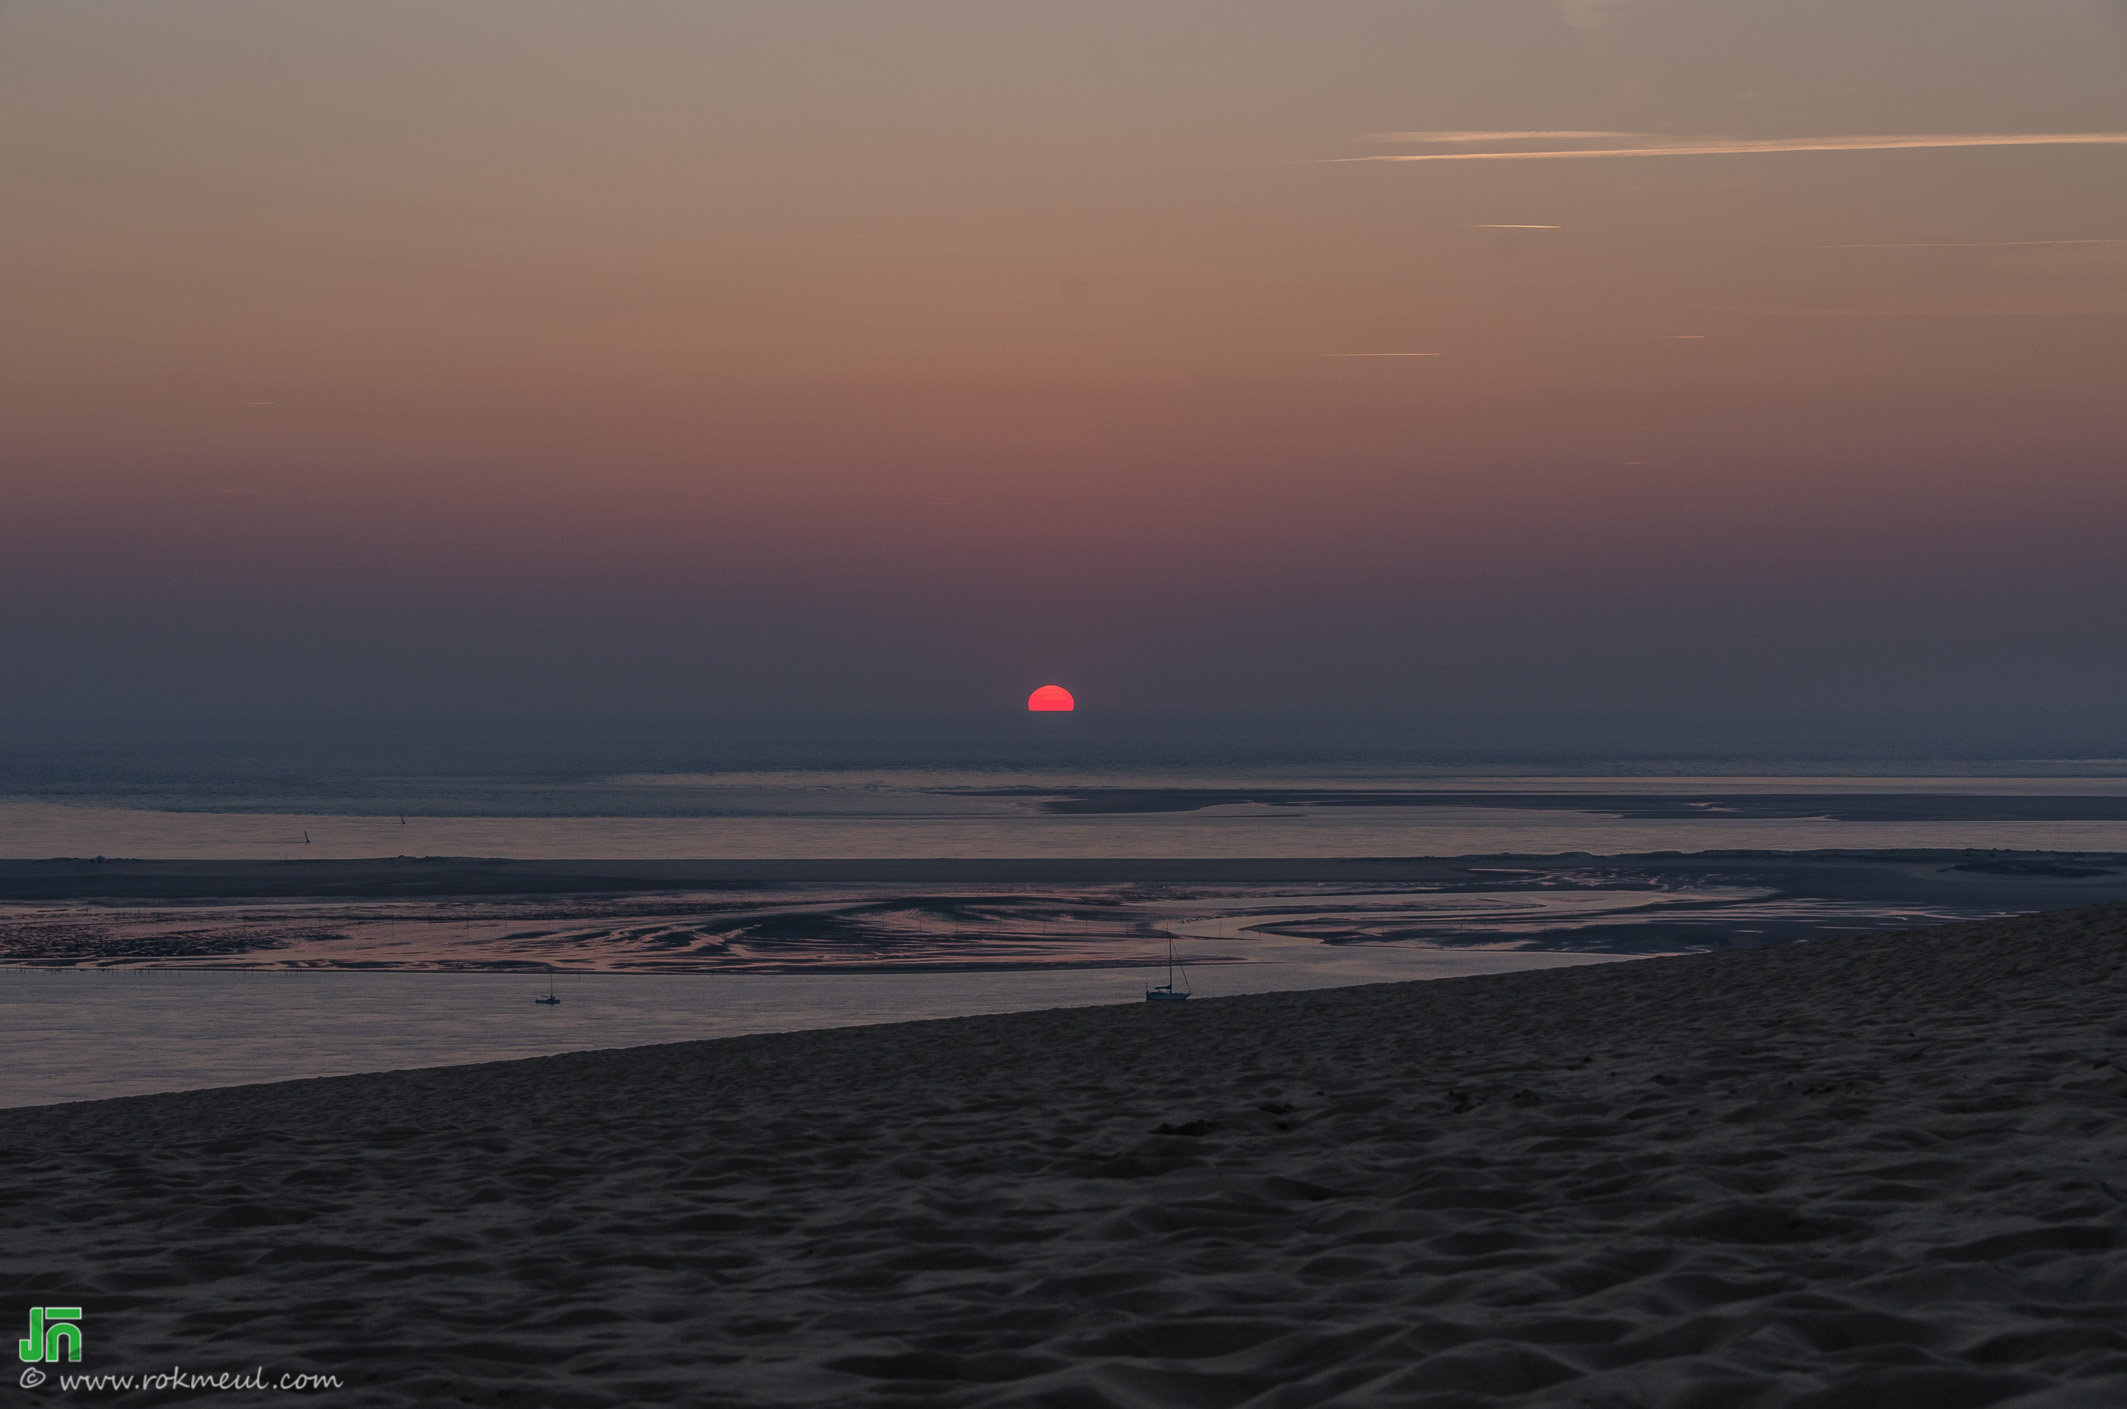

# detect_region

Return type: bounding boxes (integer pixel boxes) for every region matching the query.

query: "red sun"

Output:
[1027,684,1075,712]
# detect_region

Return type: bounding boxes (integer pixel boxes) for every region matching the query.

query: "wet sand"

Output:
[5,850,2125,973]
[10,903,2127,1405]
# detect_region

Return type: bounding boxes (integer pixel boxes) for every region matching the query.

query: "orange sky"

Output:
[3,1,2124,718]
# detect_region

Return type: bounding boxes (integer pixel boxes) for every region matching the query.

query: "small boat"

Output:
[1145,937,1190,1002]
[534,975,561,1006]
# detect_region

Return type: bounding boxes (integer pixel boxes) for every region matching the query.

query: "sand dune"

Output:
[12,904,2127,1405]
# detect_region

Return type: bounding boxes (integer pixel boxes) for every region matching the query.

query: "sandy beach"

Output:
[12,903,2127,1406]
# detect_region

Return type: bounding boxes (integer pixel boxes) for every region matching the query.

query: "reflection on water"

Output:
[0,875,2006,972]
[1,949,1624,1108]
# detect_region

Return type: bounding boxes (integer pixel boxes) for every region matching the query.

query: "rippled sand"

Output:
[12,905,2127,1406]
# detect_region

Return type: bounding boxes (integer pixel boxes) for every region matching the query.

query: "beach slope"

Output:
[11,905,2127,1406]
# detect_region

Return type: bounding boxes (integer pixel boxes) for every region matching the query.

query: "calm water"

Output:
[1,949,1624,1108]
[8,713,2127,862]
[10,774,2127,860]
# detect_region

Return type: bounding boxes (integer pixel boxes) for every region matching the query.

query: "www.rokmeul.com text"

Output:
[29,1365,343,1393]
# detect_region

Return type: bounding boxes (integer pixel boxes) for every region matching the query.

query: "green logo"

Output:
[18,1308,83,1364]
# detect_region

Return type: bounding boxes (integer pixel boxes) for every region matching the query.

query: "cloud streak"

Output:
[1701,295,2127,318]
[1336,134,2127,163]
[1827,238,2127,249]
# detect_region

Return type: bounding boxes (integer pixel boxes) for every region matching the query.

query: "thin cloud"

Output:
[1334,133,2127,163]
[1827,238,2127,248]
[1701,296,2127,318]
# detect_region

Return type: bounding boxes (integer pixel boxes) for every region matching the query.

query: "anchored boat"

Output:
[1145,937,1191,1002]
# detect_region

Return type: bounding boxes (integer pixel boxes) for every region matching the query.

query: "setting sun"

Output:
[1027,685,1075,712]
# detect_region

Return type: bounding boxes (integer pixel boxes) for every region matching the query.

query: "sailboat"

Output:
[1145,937,1190,1002]
[534,973,561,1005]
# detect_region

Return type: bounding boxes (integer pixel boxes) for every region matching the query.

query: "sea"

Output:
[7,710,2127,1105]
[10,711,2127,859]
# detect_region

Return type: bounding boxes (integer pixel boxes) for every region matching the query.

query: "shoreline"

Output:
[2,951,1633,1110]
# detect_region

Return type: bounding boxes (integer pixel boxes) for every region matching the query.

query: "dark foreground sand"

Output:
[11,906,2127,1407]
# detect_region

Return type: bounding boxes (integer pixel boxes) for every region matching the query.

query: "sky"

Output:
[3,0,2125,727]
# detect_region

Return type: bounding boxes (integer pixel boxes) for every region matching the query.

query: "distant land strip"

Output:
[2,852,2126,901]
